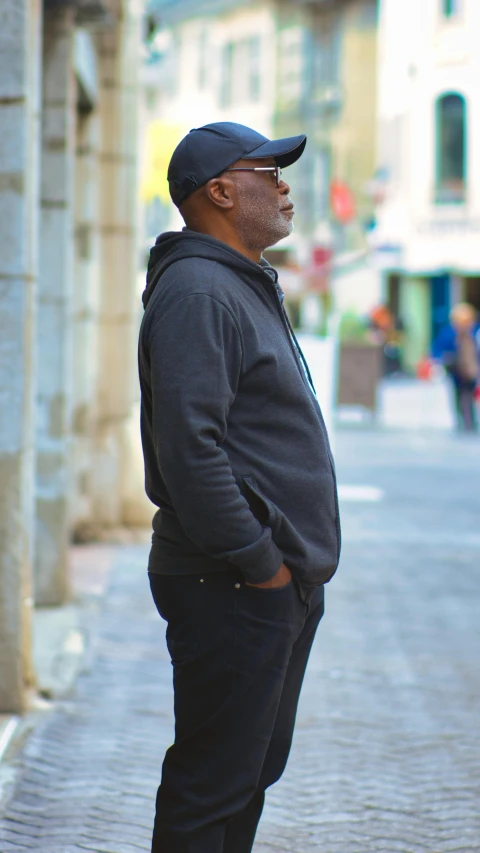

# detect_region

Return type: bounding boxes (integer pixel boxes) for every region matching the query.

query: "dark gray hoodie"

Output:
[138,229,341,594]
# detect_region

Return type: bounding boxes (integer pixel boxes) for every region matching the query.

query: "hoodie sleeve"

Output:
[147,292,284,584]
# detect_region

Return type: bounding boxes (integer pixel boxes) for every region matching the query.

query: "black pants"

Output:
[454,380,478,431]
[149,570,324,853]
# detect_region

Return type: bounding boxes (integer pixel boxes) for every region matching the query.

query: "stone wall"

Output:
[0,0,42,712]
[0,0,146,712]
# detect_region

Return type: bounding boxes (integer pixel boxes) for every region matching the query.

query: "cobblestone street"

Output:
[1,427,479,853]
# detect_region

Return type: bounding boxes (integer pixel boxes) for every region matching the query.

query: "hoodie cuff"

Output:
[227,531,284,584]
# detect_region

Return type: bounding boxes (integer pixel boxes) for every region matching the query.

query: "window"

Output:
[247,36,261,102]
[161,32,180,97]
[219,37,262,107]
[313,16,341,91]
[442,0,461,16]
[435,93,467,203]
[220,42,233,107]
[278,27,304,102]
[198,28,208,90]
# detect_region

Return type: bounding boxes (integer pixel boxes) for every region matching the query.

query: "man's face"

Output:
[226,157,294,252]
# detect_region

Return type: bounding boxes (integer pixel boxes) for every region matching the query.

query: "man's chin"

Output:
[265,222,294,249]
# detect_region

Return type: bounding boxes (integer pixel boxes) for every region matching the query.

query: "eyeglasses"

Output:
[224,166,283,188]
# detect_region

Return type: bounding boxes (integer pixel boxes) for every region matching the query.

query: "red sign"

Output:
[312,246,333,268]
[305,246,333,293]
[330,179,356,223]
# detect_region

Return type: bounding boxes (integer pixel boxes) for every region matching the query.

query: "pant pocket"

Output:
[245,580,293,594]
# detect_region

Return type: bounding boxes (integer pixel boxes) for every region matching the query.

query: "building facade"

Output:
[374,0,480,371]
[144,0,379,326]
[0,0,147,712]
[142,0,279,242]
[272,0,379,325]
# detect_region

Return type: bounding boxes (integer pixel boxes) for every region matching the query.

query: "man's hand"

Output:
[246,563,292,589]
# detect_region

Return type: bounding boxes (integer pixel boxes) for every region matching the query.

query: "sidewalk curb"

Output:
[0,718,20,763]
[0,602,102,813]
[0,543,117,810]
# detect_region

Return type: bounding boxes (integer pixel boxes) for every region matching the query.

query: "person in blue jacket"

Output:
[433,302,480,431]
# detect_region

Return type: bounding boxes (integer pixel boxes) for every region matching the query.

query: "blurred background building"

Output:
[141,0,380,333]
[373,0,480,372]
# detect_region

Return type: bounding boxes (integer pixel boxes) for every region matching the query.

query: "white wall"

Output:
[376,0,480,274]
[334,260,383,317]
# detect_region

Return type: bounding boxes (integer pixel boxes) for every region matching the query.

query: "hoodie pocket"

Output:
[242,476,281,536]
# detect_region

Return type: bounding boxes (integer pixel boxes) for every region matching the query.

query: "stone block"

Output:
[0,280,34,453]
[120,405,155,527]
[91,424,123,525]
[98,91,120,156]
[99,94,138,160]
[72,313,98,403]
[34,491,70,606]
[0,2,28,100]
[41,140,74,206]
[118,89,140,156]
[36,445,69,495]
[98,48,118,90]
[98,229,137,314]
[96,315,136,419]
[42,22,75,105]
[99,157,136,232]
[75,147,100,226]
[0,449,34,712]
[42,102,71,150]
[73,252,100,316]
[0,103,28,174]
[39,207,74,298]
[0,187,27,276]
[35,298,70,400]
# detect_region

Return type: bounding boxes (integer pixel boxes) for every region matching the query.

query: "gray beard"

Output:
[233,183,294,252]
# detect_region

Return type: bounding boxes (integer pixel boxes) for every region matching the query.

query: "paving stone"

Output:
[0,429,479,852]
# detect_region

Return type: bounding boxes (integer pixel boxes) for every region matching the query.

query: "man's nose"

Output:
[279,178,290,195]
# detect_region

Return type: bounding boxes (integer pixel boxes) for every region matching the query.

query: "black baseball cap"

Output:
[168,121,307,207]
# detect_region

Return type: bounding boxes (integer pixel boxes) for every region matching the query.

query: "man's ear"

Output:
[205,177,235,210]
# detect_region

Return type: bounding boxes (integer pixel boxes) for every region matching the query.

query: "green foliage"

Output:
[338,310,370,343]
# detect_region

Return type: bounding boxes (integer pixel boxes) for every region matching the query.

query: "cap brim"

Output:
[243,134,307,168]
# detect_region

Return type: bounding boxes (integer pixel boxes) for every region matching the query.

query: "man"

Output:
[433,302,480,431]
[138,121,341,853]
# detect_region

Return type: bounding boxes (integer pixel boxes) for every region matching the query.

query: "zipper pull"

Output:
[272,281,285,304]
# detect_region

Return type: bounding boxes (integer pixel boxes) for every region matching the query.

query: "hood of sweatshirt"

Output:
[142,228,276,308]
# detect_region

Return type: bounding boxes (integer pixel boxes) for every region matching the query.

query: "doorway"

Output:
[463,277,480,314]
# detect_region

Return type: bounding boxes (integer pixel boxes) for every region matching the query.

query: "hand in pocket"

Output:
[246,563,292,590]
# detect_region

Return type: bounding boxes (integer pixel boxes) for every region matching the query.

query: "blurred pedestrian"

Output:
[138,122,341,853]
[434,302,480,431]
[369,304,405,376]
